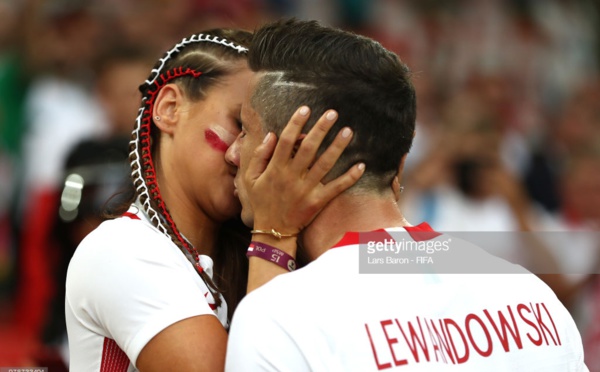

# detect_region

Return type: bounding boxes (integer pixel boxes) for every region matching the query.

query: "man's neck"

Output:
[300,191,410,261]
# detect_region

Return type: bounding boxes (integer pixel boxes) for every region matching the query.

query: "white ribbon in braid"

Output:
[145,34,247,87]
[129,33,248,244]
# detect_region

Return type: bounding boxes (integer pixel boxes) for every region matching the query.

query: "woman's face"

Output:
[167,65,254,223]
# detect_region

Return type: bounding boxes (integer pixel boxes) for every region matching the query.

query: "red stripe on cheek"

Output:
[205,129,230,153]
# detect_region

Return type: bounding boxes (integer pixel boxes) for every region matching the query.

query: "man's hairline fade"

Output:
[250,71,317,135]
[249,70,397,195]
[247,18,417,194]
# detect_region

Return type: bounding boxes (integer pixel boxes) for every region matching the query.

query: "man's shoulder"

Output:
[243,267,311,300]
[234,266,320,322]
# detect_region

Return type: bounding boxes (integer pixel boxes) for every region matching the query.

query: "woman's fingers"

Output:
[244,132,277,183]
[270,106,311,168]
[244,105,364,236]
[290,110,339,174]
[319,162,366,202]
[264,106,361,189]
[305,125,354,185]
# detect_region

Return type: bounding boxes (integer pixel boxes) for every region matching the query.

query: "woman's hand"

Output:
[241,106,364,292]
[243,106,365,240]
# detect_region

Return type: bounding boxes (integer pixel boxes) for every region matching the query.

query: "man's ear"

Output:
[392,154,408,201]
[152,83,183,134]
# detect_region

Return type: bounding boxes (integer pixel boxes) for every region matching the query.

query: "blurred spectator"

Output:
[0,1,52,364]
[93,47,155,135]
[530,0,599,106]
[20,2,108,201]
[0,0,52,303]
[0,0,28,302]
[103,0,194,55]
[524,76,600,212]
[399,79,567,289]
[15,2,108,349]
[535,147,600,369]
[401,85,529,233]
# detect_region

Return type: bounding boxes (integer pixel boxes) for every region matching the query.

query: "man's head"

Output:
[252,19,415,189]
[227,19,416,225]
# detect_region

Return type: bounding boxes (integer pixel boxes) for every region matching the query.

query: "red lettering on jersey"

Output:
[484,306,523,352]
[517,303,542,346]
[541,302,562,346]
[397,317,430,363]
[429,319,456,364]
[465,313,493,357]
[443,318,470,364]
[424,318,445,363]
[366,302,565,369]
[532,302,560,346]
[381,319,409,367]
[365,323,393,370]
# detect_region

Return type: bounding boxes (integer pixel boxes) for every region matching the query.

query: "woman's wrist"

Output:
[247,241,297,272]
[250,228,298,240]
[246,235,298,292]
[250,233,298,256]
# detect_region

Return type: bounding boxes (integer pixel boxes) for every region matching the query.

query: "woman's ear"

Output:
[152,83,183,134]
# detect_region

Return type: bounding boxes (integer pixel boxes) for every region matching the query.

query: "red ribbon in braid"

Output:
[140,67,204,274]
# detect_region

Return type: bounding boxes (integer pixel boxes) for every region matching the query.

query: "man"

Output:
[225,19,588,371]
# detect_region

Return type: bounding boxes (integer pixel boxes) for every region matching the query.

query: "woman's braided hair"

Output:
[129,29,251,312]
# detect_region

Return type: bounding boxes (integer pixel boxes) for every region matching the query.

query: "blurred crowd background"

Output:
[0,0,599,369]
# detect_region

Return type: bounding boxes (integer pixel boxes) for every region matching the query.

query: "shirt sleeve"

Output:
[67,219,216,366]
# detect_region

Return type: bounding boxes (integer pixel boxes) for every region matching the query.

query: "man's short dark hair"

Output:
[249,18,417,192]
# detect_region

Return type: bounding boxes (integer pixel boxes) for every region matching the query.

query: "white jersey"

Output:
[66,205,227,371]
[226,223,587,372]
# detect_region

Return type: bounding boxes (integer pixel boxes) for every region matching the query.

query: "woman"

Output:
[65,27,360,371]
[65,28,253,371]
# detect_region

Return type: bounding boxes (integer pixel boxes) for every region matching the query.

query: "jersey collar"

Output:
[331,222,440,249]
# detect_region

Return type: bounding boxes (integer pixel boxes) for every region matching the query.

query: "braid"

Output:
[143,34,247,90]
[129,32,248,309]
[132,67,204,269]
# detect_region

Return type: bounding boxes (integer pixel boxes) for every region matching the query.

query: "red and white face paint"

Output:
[205,126,238,153]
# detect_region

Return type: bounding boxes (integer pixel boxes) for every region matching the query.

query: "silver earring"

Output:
[154,116,161,121]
